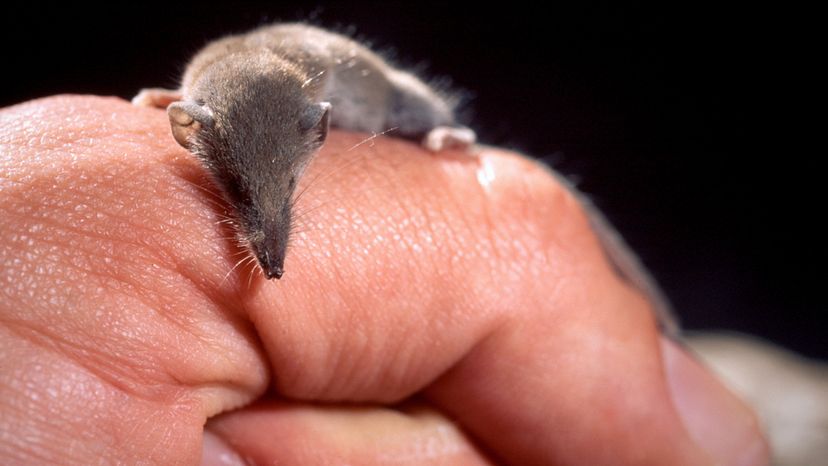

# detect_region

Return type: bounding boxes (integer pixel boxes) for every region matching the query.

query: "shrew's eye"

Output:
[289,176,296,189]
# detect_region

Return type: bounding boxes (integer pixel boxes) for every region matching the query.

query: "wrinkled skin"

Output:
[0,96,767,465]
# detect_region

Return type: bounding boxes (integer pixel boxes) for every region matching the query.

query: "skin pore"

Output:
[0,96,767,465]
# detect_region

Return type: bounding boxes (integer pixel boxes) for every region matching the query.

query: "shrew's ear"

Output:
[300,101,331,143]
[167,101,215,148]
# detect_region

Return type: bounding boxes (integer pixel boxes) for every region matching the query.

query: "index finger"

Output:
[195,111,765,462]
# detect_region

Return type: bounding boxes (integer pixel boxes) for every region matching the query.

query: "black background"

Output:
[2,3,822,358]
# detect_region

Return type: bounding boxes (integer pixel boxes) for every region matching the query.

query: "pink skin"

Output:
[0,96,767,465]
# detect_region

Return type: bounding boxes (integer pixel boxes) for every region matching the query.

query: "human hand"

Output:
[0,96,767,465]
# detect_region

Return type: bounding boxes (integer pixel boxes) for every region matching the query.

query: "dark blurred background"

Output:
[2,3,821,357]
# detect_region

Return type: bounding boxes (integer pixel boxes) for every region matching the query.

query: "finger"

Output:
[204,400,493,465]
[0,96,270,463]
[235,130,769,462]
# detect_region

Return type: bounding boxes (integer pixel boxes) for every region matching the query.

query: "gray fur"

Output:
[133,23,475,279]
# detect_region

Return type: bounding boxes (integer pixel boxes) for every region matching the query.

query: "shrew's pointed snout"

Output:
[258,248,285,280]
[248,207,292,281]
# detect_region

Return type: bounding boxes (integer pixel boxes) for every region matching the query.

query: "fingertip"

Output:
[201,430,247,466]
[662,336,771,466]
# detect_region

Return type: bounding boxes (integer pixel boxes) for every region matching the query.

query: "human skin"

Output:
[0,96,768,465]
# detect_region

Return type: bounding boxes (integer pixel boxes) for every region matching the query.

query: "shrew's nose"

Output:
[264,265,284,280]
[258,249,285,280]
